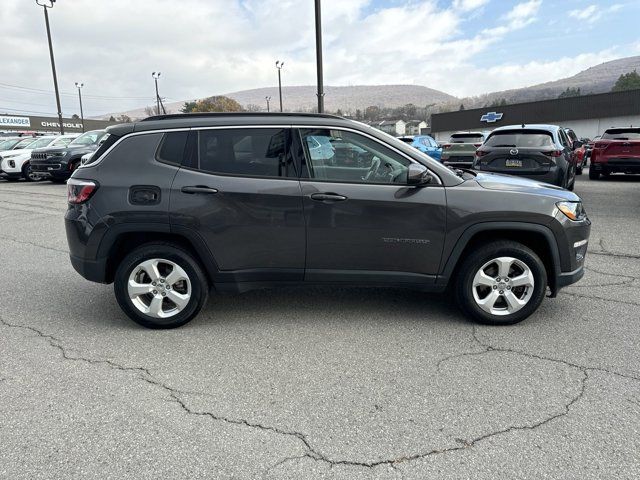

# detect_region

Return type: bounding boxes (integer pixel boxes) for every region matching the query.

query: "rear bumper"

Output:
[592,158,640,173]
[70,253,109,283]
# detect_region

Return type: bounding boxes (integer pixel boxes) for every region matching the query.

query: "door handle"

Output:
[181,186,219,195]
[310,193,348,202]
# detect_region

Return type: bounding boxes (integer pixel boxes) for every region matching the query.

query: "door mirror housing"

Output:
[572,140,583,150]
[407,163,432,186]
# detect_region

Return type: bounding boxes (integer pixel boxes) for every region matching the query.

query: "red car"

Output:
[589,127,640,179]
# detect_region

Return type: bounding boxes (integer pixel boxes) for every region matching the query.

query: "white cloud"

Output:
[0,0,630,116]
[569,3,622,24]
[452,0,490,12]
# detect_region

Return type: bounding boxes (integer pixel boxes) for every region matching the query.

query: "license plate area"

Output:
[505,159,522,167]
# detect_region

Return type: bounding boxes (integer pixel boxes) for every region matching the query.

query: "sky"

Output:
[1,0,639,117]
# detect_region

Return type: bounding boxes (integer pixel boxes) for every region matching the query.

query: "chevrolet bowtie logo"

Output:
[480,112,504,123]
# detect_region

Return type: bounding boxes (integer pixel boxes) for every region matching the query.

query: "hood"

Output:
[0,148,33,157]
[32,144,96,155]
[474,171,580,201]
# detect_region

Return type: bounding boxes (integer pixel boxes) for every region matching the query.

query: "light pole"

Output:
[275,61,284,112]
[152,71,161,114]
[314,0,325,113]
[265,96,271,112]
[36,0,64,134]
[75,82,84,132]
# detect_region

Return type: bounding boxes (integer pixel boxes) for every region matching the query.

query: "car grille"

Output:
[31,152,50,160]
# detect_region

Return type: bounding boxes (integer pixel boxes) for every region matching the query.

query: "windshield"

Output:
[485,131,554,148]
[450,134,483,143]
[602,128,640,140]
[69,130,106,146]
[13,138,38,149]
[0,139,21,150]
[27,137,56,149]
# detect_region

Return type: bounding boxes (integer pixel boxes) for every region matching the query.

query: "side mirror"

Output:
[572,140,583,150]
[407,163,432,186]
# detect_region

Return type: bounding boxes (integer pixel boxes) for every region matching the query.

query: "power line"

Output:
[0,106,60,115]
[0,81,160,100]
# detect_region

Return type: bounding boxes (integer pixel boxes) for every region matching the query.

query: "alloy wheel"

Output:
[127,258,191,318]
[471,256,535,316]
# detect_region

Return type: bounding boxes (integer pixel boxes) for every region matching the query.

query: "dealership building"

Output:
[0,114,116,135]
[430,89,640,141]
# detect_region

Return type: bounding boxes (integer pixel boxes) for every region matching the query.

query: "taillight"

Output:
[476,149,488,157]
[594,142,608,149]
[67,179,98,204]
[542,150,563,158]
[442,144,451,149]
[474,143,483,148]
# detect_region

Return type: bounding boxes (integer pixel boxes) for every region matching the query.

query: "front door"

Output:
[297,127,447,284]
[169,127,305,282]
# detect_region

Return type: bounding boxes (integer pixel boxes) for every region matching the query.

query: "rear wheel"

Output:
[455,241,547,325]
[588,167,599,180]
[114,243,209,329]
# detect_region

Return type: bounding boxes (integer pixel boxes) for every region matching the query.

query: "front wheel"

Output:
[455,241,547,325]
[22,163,41,182]
[114,243,209,329]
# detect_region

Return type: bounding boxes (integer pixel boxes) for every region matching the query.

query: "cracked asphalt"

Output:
[0,172,639,479]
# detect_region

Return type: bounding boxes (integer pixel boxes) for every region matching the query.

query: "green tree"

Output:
[558,87,581,98]
[364,105,381,121]
[335,108,343,117]
[355,109,362,120]
[611,70,640,92]
[181,101,198,113]
[108,115,116,122]
[459,103,465,111]
[187,96,244,113]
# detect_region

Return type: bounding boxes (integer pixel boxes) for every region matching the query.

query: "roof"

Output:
[109,112,351,136]
[490,124,561,133]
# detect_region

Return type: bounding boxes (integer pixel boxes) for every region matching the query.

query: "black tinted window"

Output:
[450,134,483,143]
[157,131,188,166]
[485,131,554,147]
[83,133,119,166]
[198,129,294,178]
[602,128,640,140]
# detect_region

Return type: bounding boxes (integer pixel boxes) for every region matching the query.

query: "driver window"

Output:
[300,128,411,184]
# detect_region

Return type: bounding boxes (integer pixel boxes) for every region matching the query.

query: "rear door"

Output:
[296,127,446,283]
[170,127,306,282]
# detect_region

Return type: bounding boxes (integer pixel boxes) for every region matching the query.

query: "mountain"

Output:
[99,85,456,120]
[99,56,640,120]
[457,55,640,109]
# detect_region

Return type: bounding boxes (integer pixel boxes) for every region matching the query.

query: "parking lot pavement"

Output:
[0,173,639,480]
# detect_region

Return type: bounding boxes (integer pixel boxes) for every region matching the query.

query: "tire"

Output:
[114,243,209,329]
[4,176,19,182]
[455,241,547,326]
[588,168,599,180]
[21,163,41,182]
[576,165,583,175]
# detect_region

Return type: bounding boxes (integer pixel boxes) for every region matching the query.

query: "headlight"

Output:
[556,201,586,221]
[51,151,67,157]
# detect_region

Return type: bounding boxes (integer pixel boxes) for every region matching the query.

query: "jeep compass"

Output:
[65,113,590,329]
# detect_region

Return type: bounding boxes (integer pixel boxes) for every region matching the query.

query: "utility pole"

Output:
[75,82,84,132]
[265,96,271,112]
[37,0,64,134]
[152,72,161,115]
[275,61,284,112]
[314,0,325,113]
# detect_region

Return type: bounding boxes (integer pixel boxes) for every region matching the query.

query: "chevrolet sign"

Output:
[480,112,503,123]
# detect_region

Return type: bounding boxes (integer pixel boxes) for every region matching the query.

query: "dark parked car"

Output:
[440,132,485,167]
[589,127,640,179]
[30,129,108,182]
[473,124,578,190]
[66,113,590,329]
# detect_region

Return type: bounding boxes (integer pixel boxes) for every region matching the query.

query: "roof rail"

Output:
[140,112,343,122]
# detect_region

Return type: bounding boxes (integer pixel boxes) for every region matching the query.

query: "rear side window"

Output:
[197,128,295,178]
[484,131,554,148]
[602,128,640,140]
[156,131,189,166]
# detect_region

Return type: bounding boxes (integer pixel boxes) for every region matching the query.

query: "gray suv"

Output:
[65,113,590,329]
